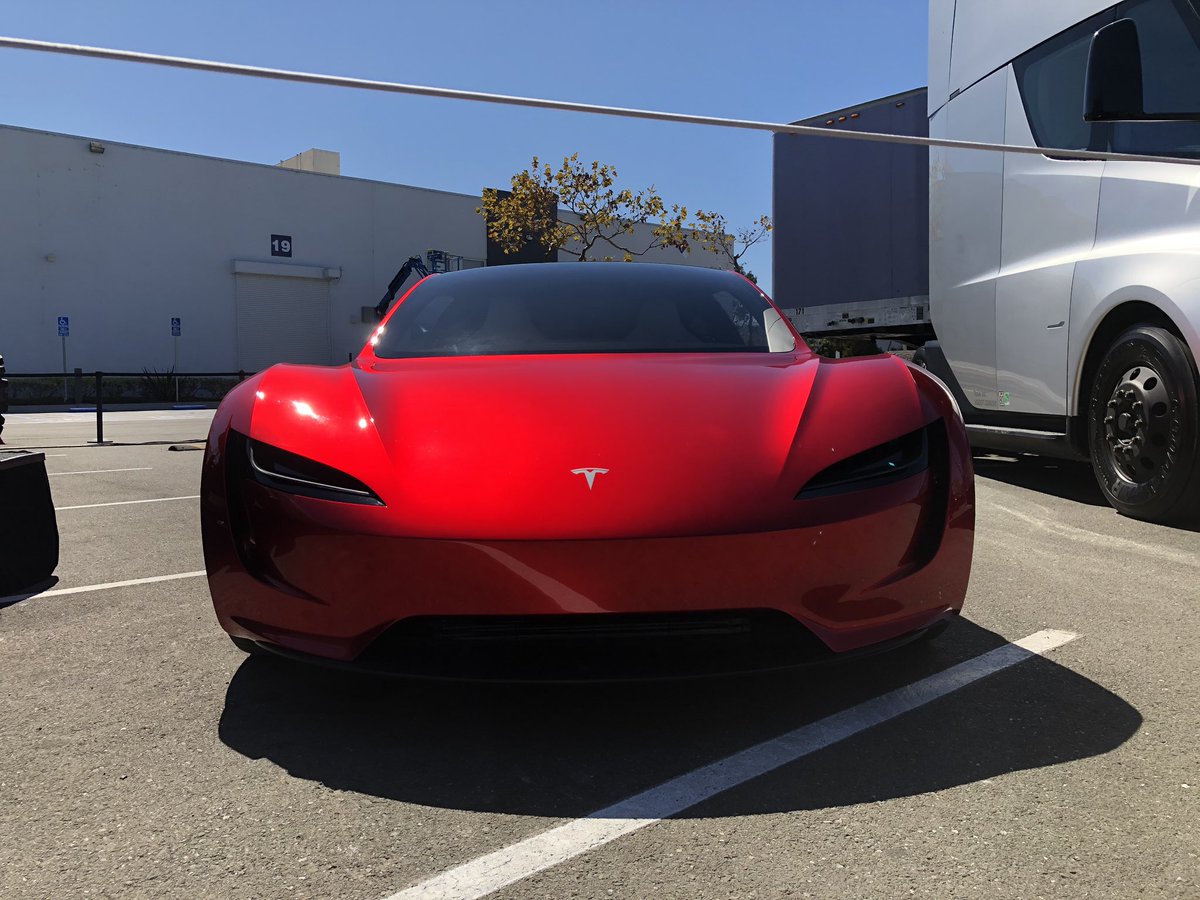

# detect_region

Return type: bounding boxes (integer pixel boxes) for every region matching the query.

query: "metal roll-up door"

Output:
[235,273,331,370]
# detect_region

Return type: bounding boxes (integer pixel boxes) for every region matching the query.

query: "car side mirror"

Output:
[1084,19,1147,122]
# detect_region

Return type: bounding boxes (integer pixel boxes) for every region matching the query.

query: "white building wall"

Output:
[0,124,724,374]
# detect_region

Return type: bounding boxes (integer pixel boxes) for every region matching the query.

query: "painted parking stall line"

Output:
[984,492,1200,569]
[384,629,1079,900]
[49,467,153,476]
[55,494,200,511]
[0,570,206,606]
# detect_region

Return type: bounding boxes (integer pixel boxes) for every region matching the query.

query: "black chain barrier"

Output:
[2,369,254,445]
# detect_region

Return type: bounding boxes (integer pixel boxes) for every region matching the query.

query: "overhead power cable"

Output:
[1,35,1197,167]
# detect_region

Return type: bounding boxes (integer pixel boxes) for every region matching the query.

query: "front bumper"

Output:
[202,438,973,669]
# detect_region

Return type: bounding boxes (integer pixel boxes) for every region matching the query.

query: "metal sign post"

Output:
[57,316,69,401]
[171,317,181,403]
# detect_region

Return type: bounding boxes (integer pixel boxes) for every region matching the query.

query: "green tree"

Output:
[805,335,882,358]
[479,155,769,268]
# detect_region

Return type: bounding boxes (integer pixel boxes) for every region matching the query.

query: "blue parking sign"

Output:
[57,316,69,337]
[171,317,181,337]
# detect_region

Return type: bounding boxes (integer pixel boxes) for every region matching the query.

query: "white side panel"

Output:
[928,0,956,116]
[948,0,1111,98]
[929,69,1008,411]
[995,67,1104,415]
[1068,160,1200,412]
[235,274,332,371]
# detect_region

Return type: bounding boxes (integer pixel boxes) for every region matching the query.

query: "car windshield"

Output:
[371,263,795,358]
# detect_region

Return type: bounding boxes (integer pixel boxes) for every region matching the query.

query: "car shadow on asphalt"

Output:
[973,452,1200,532]
[217,617,1141,818]
[973,454,1109,507]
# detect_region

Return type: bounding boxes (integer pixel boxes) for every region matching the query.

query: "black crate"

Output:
[0,452,59,595]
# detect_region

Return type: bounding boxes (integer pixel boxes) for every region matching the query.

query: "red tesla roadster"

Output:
[201,263,973,677]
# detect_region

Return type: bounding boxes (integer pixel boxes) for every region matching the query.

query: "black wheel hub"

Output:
[1104,365,1173,483]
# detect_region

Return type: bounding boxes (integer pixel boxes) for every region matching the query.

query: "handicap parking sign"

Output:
[171,317,181,337]
[57,316,69,337]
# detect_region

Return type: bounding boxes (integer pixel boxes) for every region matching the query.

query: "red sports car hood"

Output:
[243,352,930,539]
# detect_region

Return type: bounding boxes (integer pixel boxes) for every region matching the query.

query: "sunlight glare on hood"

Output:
[291,400,322,421]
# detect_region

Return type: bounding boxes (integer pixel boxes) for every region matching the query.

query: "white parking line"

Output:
[985,493,1200,568]
[0,570,206,606]
[55,495,200,511]
[49,467,153,476]
[384,629,1079,900]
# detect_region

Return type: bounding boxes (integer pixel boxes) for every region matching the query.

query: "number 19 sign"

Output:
[271,234,293,257]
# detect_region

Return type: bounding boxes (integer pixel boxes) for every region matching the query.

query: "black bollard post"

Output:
[91,371,108,445]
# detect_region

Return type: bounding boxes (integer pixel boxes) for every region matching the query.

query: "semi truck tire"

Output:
[1087,325,1200,523]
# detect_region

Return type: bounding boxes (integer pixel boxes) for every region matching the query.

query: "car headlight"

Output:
[246,436,383,505]
[797,425,931,499]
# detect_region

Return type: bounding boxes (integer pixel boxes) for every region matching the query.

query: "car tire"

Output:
[912,346,928,369]
[1087,325,1200,523]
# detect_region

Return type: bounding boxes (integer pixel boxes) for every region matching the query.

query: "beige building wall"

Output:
[277,148,341,176]
[0,124,729,373]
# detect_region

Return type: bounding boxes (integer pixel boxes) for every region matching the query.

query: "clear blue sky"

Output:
[0,0,928,293]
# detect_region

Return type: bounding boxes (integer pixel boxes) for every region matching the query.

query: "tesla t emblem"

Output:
[571,467,609,490]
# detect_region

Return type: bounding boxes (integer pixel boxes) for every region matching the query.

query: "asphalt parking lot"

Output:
[1,410,1197,899]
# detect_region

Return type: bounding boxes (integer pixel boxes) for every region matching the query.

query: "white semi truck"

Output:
[778,0,1200,524]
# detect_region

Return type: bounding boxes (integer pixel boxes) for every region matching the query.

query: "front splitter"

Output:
[232,612,955,684]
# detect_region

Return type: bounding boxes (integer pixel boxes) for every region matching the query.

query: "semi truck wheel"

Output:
[1088,325,1200,523]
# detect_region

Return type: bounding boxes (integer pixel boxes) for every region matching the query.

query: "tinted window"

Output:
[1014,10,1115,152]
[372,264,793,358]
[1110,0,1200,158]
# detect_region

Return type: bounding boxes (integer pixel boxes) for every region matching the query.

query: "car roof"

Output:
[425,262,748,291]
